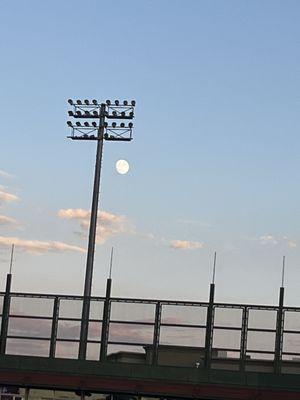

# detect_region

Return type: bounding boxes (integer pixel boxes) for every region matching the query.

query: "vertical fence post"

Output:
[152,302,162,365]
[204,283,215,368]
[274,287,284,373]
[239,306,249,371]
[100,278,112,362]
[0,273,12,354]
[49,297,60,358]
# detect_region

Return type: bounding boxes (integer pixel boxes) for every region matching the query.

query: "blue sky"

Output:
[0,0,299,305]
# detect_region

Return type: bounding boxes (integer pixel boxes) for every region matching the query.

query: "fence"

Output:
[1,287,300,373]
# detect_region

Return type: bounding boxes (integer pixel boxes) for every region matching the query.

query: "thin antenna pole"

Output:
[212,251,217,284]
[9,244,14,275]
[281,255,285,288]
[109,247,114,279]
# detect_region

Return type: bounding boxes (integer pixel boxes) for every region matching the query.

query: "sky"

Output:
[0,0,299,306]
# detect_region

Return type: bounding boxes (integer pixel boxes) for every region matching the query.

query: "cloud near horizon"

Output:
[0,236,85,254]
[0,187,19,204]
[0,169,13,179]
[259,235,297,248]
[58,208,130,244]
[170,240,204,250]
[0,215,18,226]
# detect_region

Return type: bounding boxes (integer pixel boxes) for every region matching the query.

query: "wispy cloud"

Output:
[170,239,204,250]
[0,170,13,179]
[0,186,19,204]
[259,235,297,248]
[0,236,85,254]
[0,215,18,226]
[58,208,89,220]
[58,208,130,244]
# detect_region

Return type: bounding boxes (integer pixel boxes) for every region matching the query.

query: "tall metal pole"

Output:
[79,103,106,360]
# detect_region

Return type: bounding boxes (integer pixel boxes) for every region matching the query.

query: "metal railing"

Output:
[1,283,300,373]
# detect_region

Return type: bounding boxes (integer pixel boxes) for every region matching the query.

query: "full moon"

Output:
[116,159,130,175]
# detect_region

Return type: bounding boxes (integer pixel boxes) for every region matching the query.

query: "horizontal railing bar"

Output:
[247,328,276,333]
[212,325,242,331]
[107,341,158,347]
[57,317,83,322]
[283,329,300,334]
[3,291,300,311]
[0,292,300,312]
[282,351,300,356]
[160,323,206,329]
[246,349,275,354]
[8,315,53,320]
[109,320,154,326]
[56,338,80,343]
[211,347,240,353]
[7,335,51,341]
[7,315,104,323]
[86,340,101,344]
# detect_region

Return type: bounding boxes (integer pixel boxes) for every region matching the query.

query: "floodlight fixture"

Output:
[121,112,125,117]
[85,111,91,116]
[114,100,119,106]
[128,122,133,128]
[106,100,111,105]
[77,100,82,105]
[120,123,125,128]
[92,111,99,116]
[112,122,117,128]
[129,111,134,117]
[84,100,89,105]
[68,111,74,116]
[123,100,128,106]
[68,99,74,105]
[84,122,89,127]
[76,111,82,116]
[131,100,136,106]
[92,122,97,127]
[92,99,97,105]
[76,122,81,126]
[112,111,117,116]
[67,121,73,127]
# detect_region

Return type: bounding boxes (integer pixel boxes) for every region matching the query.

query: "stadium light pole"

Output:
[67,99,136,360]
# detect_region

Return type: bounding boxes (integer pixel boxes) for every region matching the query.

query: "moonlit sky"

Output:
[0,1,299,306]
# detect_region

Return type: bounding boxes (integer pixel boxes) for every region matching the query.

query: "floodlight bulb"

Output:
[92,99,97,105]
[84,99,89,105]
[77,100,82,105]
[131,100,136,106]
[68,99,74,105]
[114,100,119,106]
